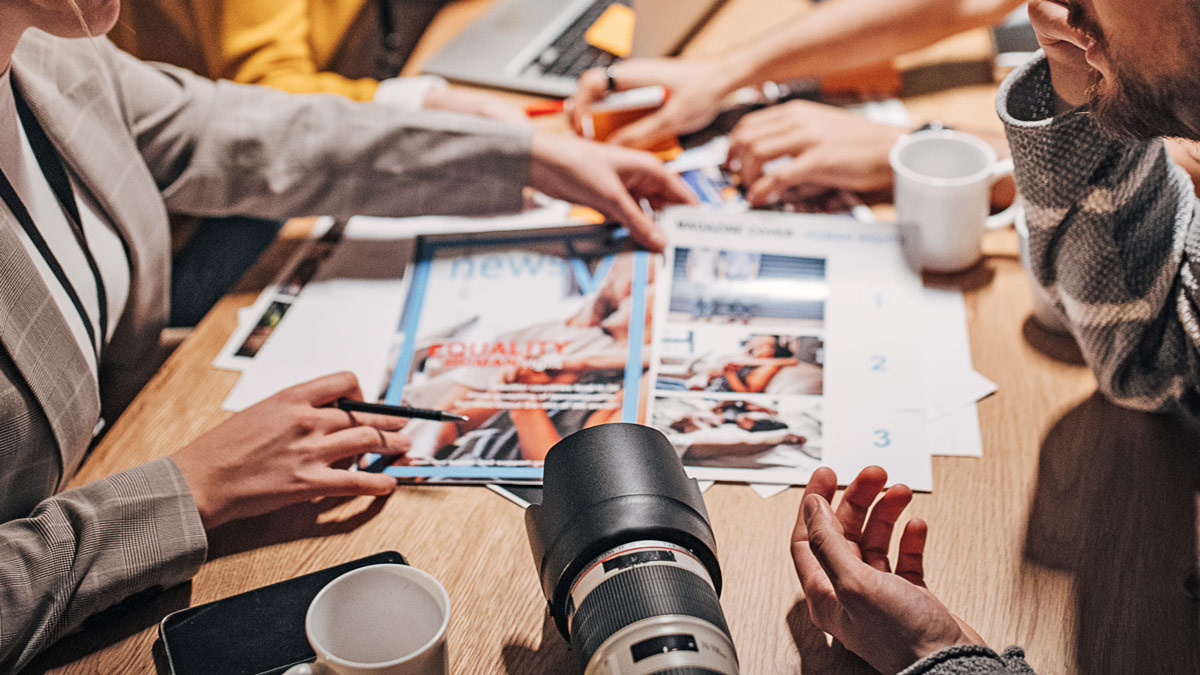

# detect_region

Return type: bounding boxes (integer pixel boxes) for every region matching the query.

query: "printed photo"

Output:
[234,300,290,358]
[657,326,823,395]
[668,247,827,328]
[651,395,822,471]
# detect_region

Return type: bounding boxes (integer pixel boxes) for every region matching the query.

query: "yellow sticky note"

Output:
[584,4,635,58]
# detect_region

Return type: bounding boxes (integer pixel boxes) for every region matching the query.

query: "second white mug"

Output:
[283,564,450,675]
[889,128,1016,273]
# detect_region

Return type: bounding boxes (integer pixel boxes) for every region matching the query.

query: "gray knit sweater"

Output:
[893,50,1200,675]
[998,54,1200,414]
[900,646,1036,675]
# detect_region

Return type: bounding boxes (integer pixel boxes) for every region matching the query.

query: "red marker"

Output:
[525,99,569,117]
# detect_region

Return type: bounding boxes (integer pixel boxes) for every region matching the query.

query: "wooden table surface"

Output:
[32,1,1200,674]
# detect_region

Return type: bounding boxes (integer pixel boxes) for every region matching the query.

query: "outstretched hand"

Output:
[172,372,406,530]
[528,133,696,252]
[792,466,985,675]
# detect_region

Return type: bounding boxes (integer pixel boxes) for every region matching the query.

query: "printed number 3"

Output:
[873,429,891,447]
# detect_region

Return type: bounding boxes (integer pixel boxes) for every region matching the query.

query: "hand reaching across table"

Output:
[726,100,905,206]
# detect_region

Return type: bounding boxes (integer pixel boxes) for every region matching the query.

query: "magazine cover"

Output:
[373,227,652,482]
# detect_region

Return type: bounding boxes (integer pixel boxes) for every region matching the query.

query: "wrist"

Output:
[712,50,761,95]
[171,451,226,530]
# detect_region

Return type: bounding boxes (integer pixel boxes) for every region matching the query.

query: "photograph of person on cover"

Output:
[669,247,827,327]
[657,327,823,395]
[651,396,822,471]
[374,246,653,468]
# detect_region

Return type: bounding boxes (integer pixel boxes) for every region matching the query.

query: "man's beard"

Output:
[1068,0,1200,140]
[1089,67,1200,141]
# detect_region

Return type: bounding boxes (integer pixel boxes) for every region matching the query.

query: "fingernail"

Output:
[802,495,820,519]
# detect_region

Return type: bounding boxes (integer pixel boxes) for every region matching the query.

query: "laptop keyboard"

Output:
[522,0,631,80]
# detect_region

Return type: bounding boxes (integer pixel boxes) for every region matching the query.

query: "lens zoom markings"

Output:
[571,565,730,668]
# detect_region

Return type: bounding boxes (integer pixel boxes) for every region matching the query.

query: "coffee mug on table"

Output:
[889,129,1017,272]
[283,564,450,675]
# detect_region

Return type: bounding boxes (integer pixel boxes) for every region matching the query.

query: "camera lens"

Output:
[526,424,738,674]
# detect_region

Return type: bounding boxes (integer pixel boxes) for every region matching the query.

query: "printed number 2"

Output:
[870,355,887,371]
[873,430,891,447]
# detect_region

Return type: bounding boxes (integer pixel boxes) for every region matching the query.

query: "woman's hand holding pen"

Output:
[528,133,696,252]
[172,372,407,530]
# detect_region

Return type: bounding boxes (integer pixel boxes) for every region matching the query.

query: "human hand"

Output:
[423,86,530,125]
[1027,0,1097,109]
[172,372,407,530]
[726,100,904,206]
[792,466,985,675]
[528,133,696,252]
[571,58,738,148]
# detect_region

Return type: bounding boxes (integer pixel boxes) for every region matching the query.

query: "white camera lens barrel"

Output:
[569,541,738,675]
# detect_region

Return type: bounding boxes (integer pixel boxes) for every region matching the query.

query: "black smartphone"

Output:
[159,551,407,675]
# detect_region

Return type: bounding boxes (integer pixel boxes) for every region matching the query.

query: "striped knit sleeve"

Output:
[998,54,1200,414]
[900,646,1037,675]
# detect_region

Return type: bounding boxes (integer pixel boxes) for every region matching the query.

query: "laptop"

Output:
[421,0,723,97]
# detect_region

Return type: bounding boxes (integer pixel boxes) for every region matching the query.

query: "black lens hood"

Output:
[525,423,721,640]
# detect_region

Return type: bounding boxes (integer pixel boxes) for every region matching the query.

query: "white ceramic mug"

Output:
[890,129,1017,272]
[283,564,450,675]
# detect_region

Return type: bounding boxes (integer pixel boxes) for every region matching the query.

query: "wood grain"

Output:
[29,2,1200,674]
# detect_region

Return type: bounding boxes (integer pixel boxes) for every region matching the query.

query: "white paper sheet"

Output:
[221,222,413,411]
[920,287,995,457]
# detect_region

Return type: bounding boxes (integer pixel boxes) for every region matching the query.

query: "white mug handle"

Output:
[283,663,322,675]
[986,157,1017,230]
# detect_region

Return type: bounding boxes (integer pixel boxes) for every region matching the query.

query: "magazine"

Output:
[371,207,931,490]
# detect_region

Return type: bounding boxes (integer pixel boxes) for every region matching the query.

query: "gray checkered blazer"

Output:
[0,29,531,671]
[999,55,1200,414]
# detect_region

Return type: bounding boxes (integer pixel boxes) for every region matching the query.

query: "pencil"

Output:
[335,397,468,422]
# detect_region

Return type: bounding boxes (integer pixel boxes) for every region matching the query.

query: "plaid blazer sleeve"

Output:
[0,457,207,673]
[998,55,1200,414]
[95,37,533,222]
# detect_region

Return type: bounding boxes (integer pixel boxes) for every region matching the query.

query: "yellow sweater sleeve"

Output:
[193,0,381,100]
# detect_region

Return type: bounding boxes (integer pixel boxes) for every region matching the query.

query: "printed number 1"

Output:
[873,430,891,447]
[870,355,887,371]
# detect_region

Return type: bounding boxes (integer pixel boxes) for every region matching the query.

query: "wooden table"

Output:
[33,1,1200,674]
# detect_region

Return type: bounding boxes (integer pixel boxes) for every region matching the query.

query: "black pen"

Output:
[335,397,468,422]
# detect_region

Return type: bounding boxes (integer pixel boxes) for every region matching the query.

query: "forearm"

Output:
[102,38,529,221]
[719,0,1017,88]
[900,645,1037,674]
[0,458,207,672]
[999,55,1200,413]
